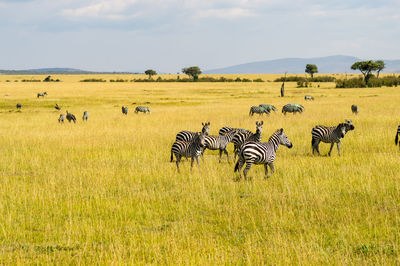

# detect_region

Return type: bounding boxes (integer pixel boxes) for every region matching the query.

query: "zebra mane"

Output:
[268,128,283,142]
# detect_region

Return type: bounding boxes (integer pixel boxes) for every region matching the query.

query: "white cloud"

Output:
[195,7,256,19]
[62,0,139,19]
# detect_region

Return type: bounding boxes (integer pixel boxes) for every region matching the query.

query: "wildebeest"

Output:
[16,104,22,109]
[55,104,61,110]
[135,106,151,114]
[259,104,277,113]
[37,92,47,98]
[305,95,314,101]
[122,106,128,115]
[82,111,89,121]
[282,103,305,115]
[58,114,65,123]
[66,111,76,123]
[249,106,269,116]
[351,105,359,114]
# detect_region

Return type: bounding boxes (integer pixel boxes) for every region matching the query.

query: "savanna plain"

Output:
[0,74,399,264]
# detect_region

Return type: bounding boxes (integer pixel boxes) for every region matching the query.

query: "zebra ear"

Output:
[208,122,210,125]
[202,123,204,126]
[261,121,264,125]
[279,128,283,133]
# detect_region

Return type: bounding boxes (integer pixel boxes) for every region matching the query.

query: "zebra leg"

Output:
[223,148,230,163]
[328,143,334,156]
[175,155,181,173]
[243,162,253,180]
[219,149,223,163]
[269,162,275,176]
[191,157,194,172]
[264,164,269,178]
[196,156,200,169]
[337,142,341,156]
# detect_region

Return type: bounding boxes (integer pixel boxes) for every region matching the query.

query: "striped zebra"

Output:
[135,106,151,114]
[37,92,47,98]
[259,104,277,113]
[218,126,250,136]
[234,128,293,180]
[204,129,238,163]
[395,125,400,149]
[82,111,89,121]
[311,119,355,156]
[58,114,65,123]
[122,106,128,115]
[66,111,76,123]
[351,105,359,114]
[232,121,263,159]
[305,95,314,101]
[176,122,210,142]
[170,132,206,173]
[249,106,269,116]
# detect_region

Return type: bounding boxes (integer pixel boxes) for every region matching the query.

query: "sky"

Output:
[0,0,399,73]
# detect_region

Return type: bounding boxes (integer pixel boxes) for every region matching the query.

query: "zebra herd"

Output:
[249,103,305,116]
[170,119,358,179]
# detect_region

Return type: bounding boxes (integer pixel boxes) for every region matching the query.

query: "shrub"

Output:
[22,79,41,82]
[335,76,400,88]
[80,79,106,82]
[253,78,264,82]
[274,76,335,82]
[335,78,366,88]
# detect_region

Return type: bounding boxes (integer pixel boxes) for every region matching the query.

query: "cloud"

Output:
[195,7,256,19]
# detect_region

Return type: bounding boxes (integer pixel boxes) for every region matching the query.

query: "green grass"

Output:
[0,75,399,264]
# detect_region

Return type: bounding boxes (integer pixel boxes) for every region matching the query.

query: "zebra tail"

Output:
[396,132,399,145]
[170,150,174,162]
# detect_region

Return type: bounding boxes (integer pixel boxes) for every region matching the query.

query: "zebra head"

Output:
[270,128,293,148]
[195,132,206,147]
[336,124,347,138]
[201,122,210,135]
[255,121,263,134]
[344,119,355,131]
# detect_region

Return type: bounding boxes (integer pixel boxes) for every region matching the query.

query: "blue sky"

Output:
[0,0,399,72]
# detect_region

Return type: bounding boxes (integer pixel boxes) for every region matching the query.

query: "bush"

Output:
[110,79,127,82]
[253,78,264,82]
[22,79,41,82]
[335,77,366,88]
[335,76,400,88]
[80,79,106,82]
[274,76,335,82]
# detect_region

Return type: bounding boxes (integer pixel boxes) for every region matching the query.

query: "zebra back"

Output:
[176,122,210,142]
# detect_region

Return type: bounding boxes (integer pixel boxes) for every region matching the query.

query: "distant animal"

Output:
[82,111,89,121]
[135,106,151,114]
[232,121,263,160]
[66,111,76,123]
[351,105,359,114]
[249,106,269,116]
[54,104,61,110]
[176,122,210,142]
[170,132,206,173]
[305,95,314,101]
[218,127,250,136]
[282,103,304,115]
[204,129,239,163]
[395,125,400,149]
[58,114,65,123]
[234,128,293,180]
[311,119,355,156]
[259,104,277,112]
[122,106,128,115]
[37,92,47,98]
[16,104,22,109]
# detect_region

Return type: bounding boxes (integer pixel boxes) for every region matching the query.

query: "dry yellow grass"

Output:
[0,74,399,264]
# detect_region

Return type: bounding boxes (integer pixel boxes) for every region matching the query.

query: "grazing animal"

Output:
[16,104,22,109]
[395,125,400,149]
[311,120,355,156]
[232,121,263,159]
[282,103,304,115]
[135,106,151,114]
[66,111,76,123]
[204,129,238,163]
[54,104,61,110]
[218,127,250,136]
[234,128,293,180]
[37,92,47,98]
[58,114,65,123]
[305,95,314,101]
[122,106,128,115]
[176,122,210,142]
[82,111,89,121]
[249,106,270,116]
[351,105,359,114]
[170,132,206,173]
[259,104,277,112]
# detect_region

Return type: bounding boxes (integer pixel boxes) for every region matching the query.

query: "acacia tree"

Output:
[375,60,385,78]
[305,64,318,79]
[351,60,379,83]
[182,66,202,81]
[144,69,157,79]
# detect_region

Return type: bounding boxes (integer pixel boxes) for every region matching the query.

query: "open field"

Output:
[0,74,399,264]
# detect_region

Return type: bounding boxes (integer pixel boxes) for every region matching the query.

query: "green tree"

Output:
[351,60,379,83]
[144,69,157,79]
[375,60,385,78]
[182,66,202,81]
[305,64,318,79]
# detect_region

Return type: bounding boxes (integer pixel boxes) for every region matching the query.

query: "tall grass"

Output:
[0,75,399,264]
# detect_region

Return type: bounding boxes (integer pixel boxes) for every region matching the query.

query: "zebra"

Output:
[395,125,400,149]
[218,126,250,136]
[55,104,61,110]
[122,106,128,115]
[249,106,270,116]
[311,120,355,156]
[259,104,277,113]
[16,104,22,109]
[351,105,359,114]
[135,106,151,114]
[176,122,210,142]
[234,128,293,180]
[37,92,47,98]
[305,95,314,101]
[82,111,89,121]
[282,103,304,115]
[203,129,238,163]
[170,132,206,173]
[66,111,76,123]
[232,121,263,159]
[58,114,65,123]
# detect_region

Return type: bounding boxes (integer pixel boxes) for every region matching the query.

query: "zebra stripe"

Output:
[66,111,76,123]
[311,120,355,156]
[170,133,206,173]
[135,106,151,114]
[232,121,263,159]
[234,128,292,179]
[249,106,269,116]
[176,122,210,142]
[351,105,359,114]
[204,130,237,163]
[82,111,89,121]
[218,127,250,136]
[122,106,128,115]
[395,125,400,148]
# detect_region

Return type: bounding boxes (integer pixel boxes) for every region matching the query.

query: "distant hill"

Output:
[204,55,400,74]
[0,68,137,75]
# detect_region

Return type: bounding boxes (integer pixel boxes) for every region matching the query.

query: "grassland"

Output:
[0,74,399,264]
